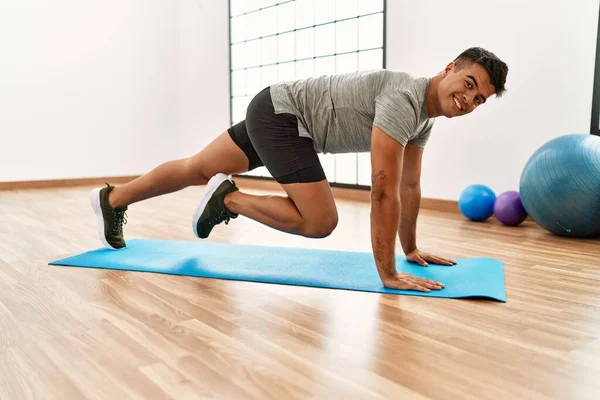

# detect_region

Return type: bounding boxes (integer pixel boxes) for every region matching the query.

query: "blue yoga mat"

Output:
[49,239,506,302]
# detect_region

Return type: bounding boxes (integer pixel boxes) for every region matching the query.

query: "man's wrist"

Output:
[379,273,398,285]
[399,184,420,256]
[403,246,417,255]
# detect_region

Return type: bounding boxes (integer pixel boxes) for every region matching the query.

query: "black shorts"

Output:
[227,86,326,184]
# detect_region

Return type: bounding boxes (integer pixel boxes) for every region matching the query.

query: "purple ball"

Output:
[494,190,528,226]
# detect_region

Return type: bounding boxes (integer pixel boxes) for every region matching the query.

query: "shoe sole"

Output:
[192,173,230,239]
[89,188,119,250]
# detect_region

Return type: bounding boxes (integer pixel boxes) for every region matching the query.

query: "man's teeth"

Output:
[454,96,462,110]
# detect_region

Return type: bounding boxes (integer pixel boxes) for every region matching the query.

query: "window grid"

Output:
[230,0,295,19]
[231,45,384,80]
[229,0,386,187]
[230,11,382,46]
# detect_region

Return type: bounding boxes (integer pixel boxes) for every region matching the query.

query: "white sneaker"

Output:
[192,173,239,239]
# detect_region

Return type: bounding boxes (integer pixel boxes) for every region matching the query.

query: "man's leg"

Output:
[192,86,339,240]
[91,130,251,249]
[223,179,338,238]
[108,131,250,208]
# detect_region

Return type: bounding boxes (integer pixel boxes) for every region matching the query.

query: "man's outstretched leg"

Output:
[90,130,251,249]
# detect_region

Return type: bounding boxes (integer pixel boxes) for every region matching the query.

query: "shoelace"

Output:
[111,209,128,234]
[209,209,231,226]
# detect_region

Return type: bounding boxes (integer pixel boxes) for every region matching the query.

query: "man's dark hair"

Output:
[454,47,508,97]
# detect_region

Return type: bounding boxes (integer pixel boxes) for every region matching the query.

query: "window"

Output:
[229,0,386,186]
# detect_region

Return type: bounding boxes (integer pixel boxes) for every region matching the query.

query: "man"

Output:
[90,47,508,292]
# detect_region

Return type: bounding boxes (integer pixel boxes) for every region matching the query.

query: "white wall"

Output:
[177,0,231,155]
[387,0,600,200]
[0,0,216,183]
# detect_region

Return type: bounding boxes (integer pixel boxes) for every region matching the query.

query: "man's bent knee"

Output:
[300,215,339,238]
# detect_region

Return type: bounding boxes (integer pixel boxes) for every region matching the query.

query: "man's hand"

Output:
[382,272,445,292]
[405,249,457,267]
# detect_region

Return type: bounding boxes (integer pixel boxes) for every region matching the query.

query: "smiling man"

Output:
[367,47,506,291]
[90,46,508,293]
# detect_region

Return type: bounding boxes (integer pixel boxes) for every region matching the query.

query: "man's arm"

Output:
[398,142,458,267]
[369,126,445,292]
[370,126,404,283]
[398,143,424,255]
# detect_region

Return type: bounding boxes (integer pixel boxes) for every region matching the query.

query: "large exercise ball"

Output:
[519,134,600,238]
[458,184,496,221]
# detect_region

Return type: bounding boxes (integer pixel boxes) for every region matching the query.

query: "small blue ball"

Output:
[458,184,496,222]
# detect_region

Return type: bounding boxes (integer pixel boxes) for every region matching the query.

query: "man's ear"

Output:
[443,61,456,75]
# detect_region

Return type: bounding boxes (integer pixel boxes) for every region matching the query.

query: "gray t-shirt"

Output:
[269,69,434,154]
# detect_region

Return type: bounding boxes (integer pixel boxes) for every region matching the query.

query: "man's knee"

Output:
[300,214,338,238]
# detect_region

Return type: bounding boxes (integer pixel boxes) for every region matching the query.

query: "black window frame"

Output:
[591,8,600,136]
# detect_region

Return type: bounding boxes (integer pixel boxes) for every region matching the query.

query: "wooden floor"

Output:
[0,182,599,400]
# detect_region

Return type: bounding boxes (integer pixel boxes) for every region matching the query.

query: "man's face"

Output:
[437,61,496,118]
